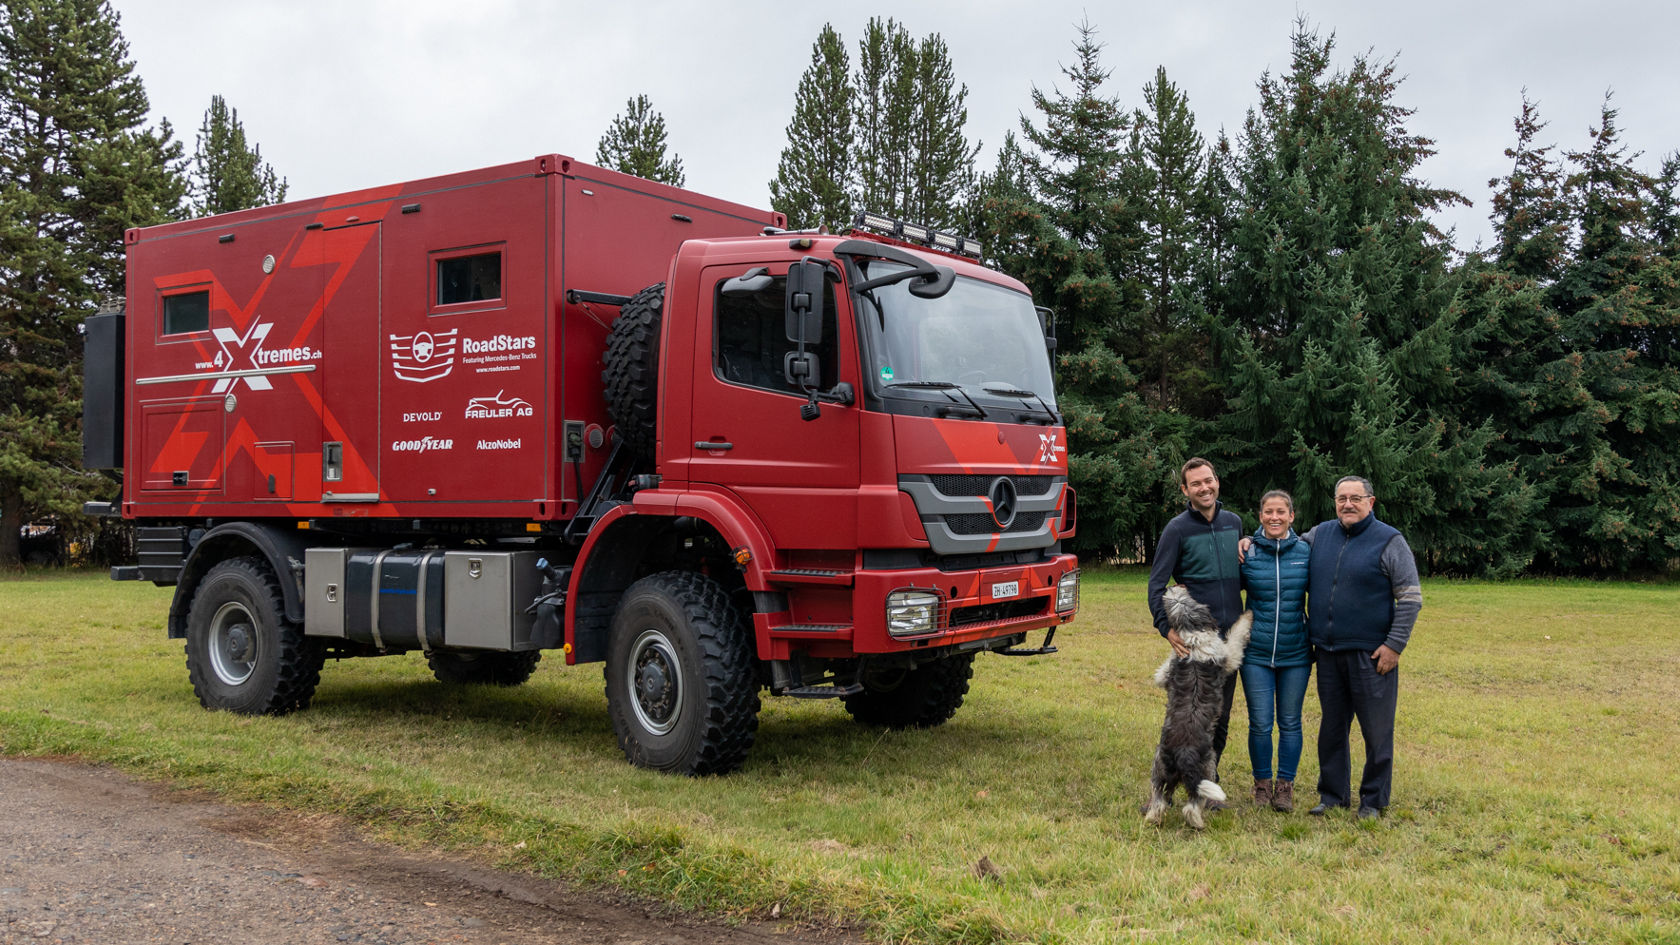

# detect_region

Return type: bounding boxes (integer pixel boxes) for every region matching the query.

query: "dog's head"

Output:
[1162,585,1218,635]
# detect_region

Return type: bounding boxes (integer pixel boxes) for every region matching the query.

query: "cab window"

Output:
[713,275,838,395]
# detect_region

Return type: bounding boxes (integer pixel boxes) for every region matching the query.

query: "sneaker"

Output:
[1357,806,1382,821]
[1271,779,1295,813]
[1252,779,1274,807]
[1308,801,1342,816]
[1206,798,1229,812]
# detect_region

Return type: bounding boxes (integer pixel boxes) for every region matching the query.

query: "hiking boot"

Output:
[1271,779,1295,812]
[1252,779,1273,808]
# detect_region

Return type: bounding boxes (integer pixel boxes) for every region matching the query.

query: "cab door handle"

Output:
[695,441,733,451]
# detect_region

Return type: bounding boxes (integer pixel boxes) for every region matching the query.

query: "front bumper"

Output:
[755,554,1079,660]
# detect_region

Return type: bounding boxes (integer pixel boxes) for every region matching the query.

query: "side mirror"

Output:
[785,260,825,345]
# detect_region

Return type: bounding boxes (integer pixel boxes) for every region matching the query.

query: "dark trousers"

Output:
[1211,671,1238,779]
[1314,648,1398,810]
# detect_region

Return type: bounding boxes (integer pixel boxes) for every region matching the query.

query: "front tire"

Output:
[843,653,975,728]
[427,649,542,686]
[184,557,323,715]
[604,571,759,775]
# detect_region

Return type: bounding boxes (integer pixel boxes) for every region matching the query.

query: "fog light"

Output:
[1055,570,1080,614]
[886,589,941,637]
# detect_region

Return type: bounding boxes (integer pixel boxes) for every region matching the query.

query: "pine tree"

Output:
[770,24,853,232]
[189,94,287,217]
[1653,152,1680,253]
[853,18,914,217]
[1209,22,1528,575]
[595,94,685,186]
[902,32,979,230]
[0,0,186,566]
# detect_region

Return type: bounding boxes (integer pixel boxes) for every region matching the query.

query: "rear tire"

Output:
[604,571,759,775]
[184,556,323,715]
[601,283,665,461]
[843,653,975,728]
[427,649,541,686]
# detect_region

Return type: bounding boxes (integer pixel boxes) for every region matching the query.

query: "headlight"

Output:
[1055,570,1080,614]
[886,589,942,637]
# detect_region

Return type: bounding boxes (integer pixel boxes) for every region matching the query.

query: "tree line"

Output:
[766,18,1678,576]
[2,3,1674,575]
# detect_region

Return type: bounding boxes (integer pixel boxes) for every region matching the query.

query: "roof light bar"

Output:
[851,211,983,259]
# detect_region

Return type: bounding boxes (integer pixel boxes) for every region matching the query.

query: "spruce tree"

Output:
[595,94,685,186]
[769,24,853,232]
[1551,97,1680,569]
[1014,18,1131,352]
[0,0,185,566]
[1127,66,1206,408]
[189,94,287,217]
[1210,23,1528,574]
[1002,20,1179,558]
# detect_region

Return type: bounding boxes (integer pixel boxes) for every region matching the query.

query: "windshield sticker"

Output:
[880,365,895,383]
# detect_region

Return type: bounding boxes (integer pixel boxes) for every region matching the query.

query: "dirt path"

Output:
[0,758,848,945]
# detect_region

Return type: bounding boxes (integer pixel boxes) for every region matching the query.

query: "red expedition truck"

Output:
[82,155,1080,774]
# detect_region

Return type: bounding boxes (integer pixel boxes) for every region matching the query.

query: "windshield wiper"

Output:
[982,384,1059,424]
[885,380,989,419]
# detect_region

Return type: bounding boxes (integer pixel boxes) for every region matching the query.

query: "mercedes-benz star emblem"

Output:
[988,477,1019,530]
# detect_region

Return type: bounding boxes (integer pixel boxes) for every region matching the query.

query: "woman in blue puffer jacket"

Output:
[1240,489,1312,812]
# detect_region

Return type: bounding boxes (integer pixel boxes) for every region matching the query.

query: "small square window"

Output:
[163,291,209,334]
[437,252,502,305]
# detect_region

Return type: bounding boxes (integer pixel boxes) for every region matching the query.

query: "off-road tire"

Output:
[426,649,542,686]
[601,282,665,461]
[604,570,759,775]
[843,653,975,729]
[184,556,324,715]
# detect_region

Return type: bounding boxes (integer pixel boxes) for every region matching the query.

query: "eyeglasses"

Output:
[1335,494,1373,506]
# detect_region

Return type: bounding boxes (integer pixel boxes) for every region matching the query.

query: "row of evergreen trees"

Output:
[0,0,283,566]
[2,4,1674,575]
[770,19,1678,575]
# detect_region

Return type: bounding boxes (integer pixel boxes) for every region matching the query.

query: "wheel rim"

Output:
[208,601,258,686]
[626,628,682,736]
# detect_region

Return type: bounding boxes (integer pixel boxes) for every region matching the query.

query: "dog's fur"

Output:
[1143,585,1253,829]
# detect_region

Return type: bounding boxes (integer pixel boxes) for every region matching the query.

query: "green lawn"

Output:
[2,568,1676,944]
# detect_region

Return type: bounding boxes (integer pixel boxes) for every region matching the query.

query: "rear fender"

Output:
[167,522,311,639]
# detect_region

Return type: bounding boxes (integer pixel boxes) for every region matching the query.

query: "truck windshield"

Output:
[854,261,1057,413]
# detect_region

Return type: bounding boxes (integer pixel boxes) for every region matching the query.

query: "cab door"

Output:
[685,265,860,549]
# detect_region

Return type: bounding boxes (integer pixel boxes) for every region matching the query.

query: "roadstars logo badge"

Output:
[390,329,458,383]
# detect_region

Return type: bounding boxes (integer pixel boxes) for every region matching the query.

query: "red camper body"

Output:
[87,155,1080,775]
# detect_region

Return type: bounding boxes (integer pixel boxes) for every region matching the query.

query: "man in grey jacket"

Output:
[1303,475,1423,820]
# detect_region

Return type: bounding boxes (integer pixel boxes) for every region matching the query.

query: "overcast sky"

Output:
[111,0,1678,253]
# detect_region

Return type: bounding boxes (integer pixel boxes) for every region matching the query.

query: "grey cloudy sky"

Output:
[112,0,1678,253]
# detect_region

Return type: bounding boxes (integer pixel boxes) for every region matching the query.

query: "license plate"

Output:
[991,581,1019,600]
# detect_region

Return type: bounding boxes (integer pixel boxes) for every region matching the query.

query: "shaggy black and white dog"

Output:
[1143,585,1253,829]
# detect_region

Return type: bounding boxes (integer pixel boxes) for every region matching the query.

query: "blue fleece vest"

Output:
[1240,529,1311,667]
[1307,514,1400,653]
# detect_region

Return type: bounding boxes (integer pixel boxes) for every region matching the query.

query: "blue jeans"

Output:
[1240,662,1311,782]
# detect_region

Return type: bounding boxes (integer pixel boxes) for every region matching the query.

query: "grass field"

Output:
[2,568,1676,944]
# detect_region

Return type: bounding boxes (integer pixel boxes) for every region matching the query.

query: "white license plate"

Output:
[991,581,1019,600]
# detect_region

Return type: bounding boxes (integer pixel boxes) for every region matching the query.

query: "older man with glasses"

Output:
[1303,475,1423,820]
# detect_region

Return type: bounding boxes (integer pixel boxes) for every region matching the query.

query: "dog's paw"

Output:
[1197,779,1227,803]
[1183,802,1206,830]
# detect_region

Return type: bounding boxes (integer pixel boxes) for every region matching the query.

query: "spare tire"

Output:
[601,283,665,461]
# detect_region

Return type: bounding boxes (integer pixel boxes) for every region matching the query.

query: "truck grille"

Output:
[944,512,1049,536]
[927,474,1058,498]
